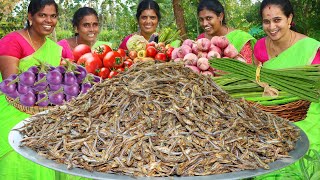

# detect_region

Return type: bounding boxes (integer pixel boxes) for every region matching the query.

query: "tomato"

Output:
[98,67,110,79]
[108,70,119,78]
[116,67,125,72]
[128,51,137,59]
[146,41,156,49]
[146,46,157,58]
[92,44,112,60]
[154,52,167,62]
[166,47,175,60]
[77,53,102,75]
[73,44,91,61]
[156,42,166,52]
[123,59,133,68]
[117,48,126,58]
[103,51,123,69]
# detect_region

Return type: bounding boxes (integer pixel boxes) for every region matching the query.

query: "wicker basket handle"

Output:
[255,63,279,97]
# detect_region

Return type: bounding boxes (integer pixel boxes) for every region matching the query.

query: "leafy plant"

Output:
[248,25,266,40]
[98,29,123,49]
[56,30,73,42]
[254,148,320,179]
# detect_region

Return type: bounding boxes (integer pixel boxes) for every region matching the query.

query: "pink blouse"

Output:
[57,39,74,59]
[254,37,320,64]
[0,32,34,58]
[118,34,134,50]
[197,33,205,40]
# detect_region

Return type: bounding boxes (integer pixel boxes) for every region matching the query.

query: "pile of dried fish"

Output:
[18,61,300,177]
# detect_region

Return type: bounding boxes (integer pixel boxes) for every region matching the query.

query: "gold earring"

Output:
[30,21,32,26]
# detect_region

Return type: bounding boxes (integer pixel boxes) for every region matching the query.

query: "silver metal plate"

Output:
[9,119,309,180]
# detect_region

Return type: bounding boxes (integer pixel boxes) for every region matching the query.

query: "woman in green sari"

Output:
[58,7,112,60]
[0,0,87,179]
[254,0,320,179]
[0,0,60,179]
[197,0,256,64]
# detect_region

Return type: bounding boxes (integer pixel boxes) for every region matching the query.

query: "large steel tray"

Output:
[9,118,309,180]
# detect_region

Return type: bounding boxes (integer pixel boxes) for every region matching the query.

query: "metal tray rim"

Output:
[9,118,309,180]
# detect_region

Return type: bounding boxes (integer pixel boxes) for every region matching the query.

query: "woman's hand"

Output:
[0,56,19,80]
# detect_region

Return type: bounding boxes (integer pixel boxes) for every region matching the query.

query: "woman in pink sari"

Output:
[58,7,111,60]
[197,0,256,64]
[118,0,161,50]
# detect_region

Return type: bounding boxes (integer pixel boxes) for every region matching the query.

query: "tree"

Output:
[172,0,187,40]
[291,0,320,40]
[0,0,20,21]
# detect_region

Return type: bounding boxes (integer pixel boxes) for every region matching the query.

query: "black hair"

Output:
[260,0,296,31]
[72,7,98,36]
[197,0,226,25]
[27,0,58,27]
[136,0,161,21]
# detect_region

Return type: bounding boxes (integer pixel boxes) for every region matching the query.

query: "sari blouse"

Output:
[57,39,74,59]
[254,37,320,64]
[0,32,34,58]
[119,34,134,50]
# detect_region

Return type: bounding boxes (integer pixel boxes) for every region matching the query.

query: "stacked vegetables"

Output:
[71,44,133,79]
[158,27,181,45]
[0,61,100,107]
[126,35,175,62]
[210,58,320,105]
[172,37,244,75]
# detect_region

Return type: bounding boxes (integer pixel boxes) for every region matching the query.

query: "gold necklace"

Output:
[268,31,295,58]
[26,29,36,50]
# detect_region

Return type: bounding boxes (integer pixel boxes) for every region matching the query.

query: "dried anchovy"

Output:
[18,61,300,177]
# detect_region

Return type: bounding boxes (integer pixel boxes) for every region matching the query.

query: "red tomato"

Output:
[98,67,111,79]
[117,48,126,58]
[73,44,91,61]
[128,51,137,59]
[103,51,124,69]
[108,70,119,78]
[77,53,102,75]
[92,44,112,60]
[166,47,175,60]
[156,42,166,53]
[146,46,157,58]
[123,59,133,68]
[116,67,125,72]
[154,52,167,62]
[146,41,156,49]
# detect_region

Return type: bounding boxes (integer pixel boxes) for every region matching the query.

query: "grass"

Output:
[252,148,320,180]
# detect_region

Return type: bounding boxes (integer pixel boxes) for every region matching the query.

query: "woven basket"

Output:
[5,96,52,115]
[247,100,310,122]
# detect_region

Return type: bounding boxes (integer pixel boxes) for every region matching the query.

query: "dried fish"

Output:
[18,61,300,177]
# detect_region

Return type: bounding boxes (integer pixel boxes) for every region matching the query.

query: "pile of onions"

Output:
[171,37,244,75]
